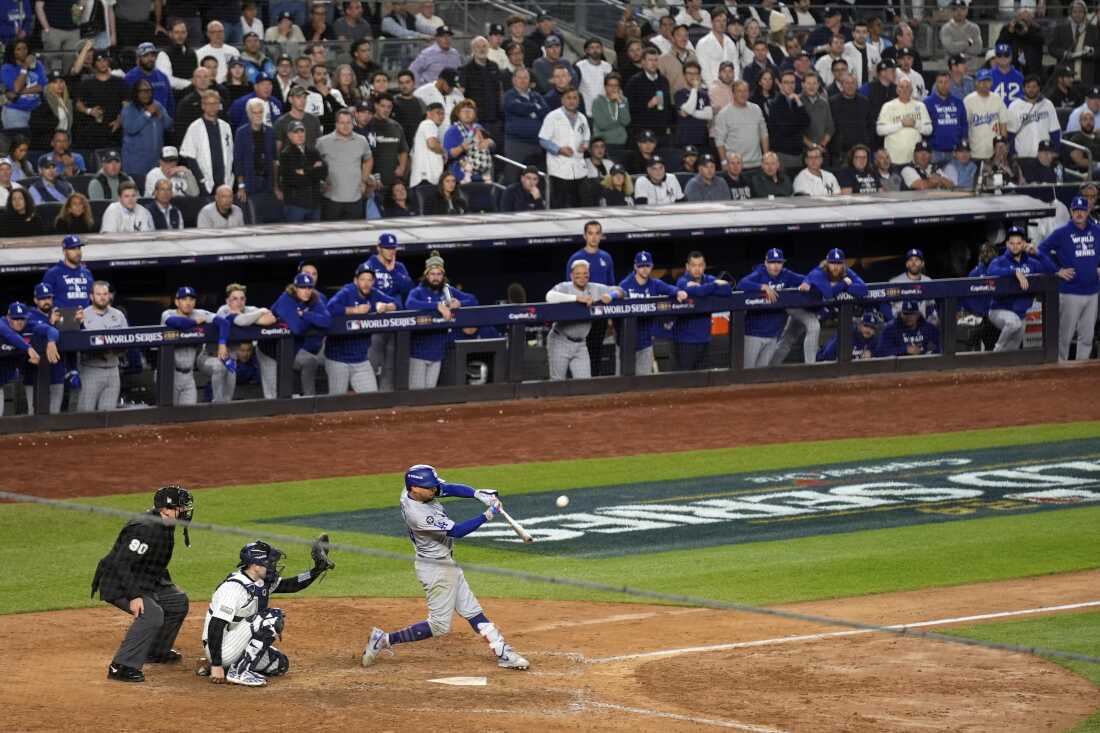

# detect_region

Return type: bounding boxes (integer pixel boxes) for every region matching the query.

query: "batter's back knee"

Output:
[428,616,452,637]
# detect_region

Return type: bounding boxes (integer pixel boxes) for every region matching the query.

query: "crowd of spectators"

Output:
[1,1,1100,235]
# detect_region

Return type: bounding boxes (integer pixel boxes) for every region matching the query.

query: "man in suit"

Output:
[1049,0,1099,88]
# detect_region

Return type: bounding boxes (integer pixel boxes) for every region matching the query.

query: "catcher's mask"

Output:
[239,540,286,577]
[154,485,194,546]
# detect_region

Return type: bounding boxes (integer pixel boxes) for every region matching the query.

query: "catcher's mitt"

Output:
[311,533,336,576]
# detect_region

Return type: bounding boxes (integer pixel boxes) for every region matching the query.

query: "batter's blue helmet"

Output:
[405,464,442,490]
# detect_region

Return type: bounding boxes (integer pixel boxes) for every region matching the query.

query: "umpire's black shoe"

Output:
[147,649,183,664]
[107,664,145,683]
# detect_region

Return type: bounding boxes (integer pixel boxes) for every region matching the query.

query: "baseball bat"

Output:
[499,508,534,543]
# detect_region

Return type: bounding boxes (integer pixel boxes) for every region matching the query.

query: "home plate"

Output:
[429,676,488,686]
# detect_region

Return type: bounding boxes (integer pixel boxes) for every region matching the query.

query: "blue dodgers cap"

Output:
[175,286,197,299]
[900,300,921,313]
[976,68,993,82]
[860,311,879,326]
[405,463,441,489]
[294,272,316,288]
[1072,195,1090,211]
[634,251,654,267]
[354,261,375,277]
[995,42,1011,57]
[137,41,157,56]
[765,248,785,262]
[34,283,53,299]
[7,302,29,318]
[906,248,924,260]
[1006,224,1027,239]
[378,232,398,248]
[826,247,846,263]
[254,71,273,83]
[37,154,56,169]
[62,235,84,249]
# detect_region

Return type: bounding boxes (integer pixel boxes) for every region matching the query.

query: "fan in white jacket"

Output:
[179,93,235,194]
[696,14,742,86]
[634,157,684,205]
[538,91,591,183]
[99,184,155,233]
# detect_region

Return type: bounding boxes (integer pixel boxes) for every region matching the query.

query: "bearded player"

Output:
[360,465,529,671]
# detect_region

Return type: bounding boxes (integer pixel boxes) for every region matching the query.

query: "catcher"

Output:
[198,535,336,687]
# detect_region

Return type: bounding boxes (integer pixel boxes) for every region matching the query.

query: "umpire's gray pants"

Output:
[988,309,1025,351]
[325,358,378,394]
[109,584,189,670]
[770,309,821,365]
[255,349,321,398]
[1059,292,1098,361]
[744,335,778,369]
[78,365,120,412]
[368,333,396,391]
[547,330,591,380]
[24,384,63,415]
[409,358,442,390]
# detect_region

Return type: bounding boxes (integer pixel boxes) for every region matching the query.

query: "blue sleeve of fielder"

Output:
[164,315,198,329]
[31,323,59,342]
[437,482,477,498]
[214,315,230,345]
[446,513,488,538]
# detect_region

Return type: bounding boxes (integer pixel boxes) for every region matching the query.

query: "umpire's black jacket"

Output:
[91,510,177,603]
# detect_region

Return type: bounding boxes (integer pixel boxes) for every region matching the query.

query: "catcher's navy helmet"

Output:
[405,464,441,490]
[239,540,285,572]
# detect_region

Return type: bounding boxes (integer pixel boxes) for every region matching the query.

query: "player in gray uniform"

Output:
[544,261,624,380]
[888,248,937,323]
[215,283,278,402]
[79,281,129,412]
[361,465,530,671]
[160,286,230,405]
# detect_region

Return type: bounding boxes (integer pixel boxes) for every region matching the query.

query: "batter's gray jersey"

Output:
[160,308,218,370]
[400,489,457,561]
[545,281,618,340]
[81,306,129,367]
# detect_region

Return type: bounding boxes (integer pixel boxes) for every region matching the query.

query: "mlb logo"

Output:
[91,335,106,346]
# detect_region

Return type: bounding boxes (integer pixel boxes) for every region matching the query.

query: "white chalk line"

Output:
[520,607,708,634]
[588,701,792,733]
[588,600,1100,664]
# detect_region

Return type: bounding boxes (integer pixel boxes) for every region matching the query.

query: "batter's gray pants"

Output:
[256,349,321,398]
[409,358,442,390]
[744,335,779,369]
[547,330,591,380]
[770,309,821,365]
[988,309,1025,351]
[109,584,189,670]
[1059,293,1098,361]
[368,333,396,391]
[325,358,378,394]
[77,366,120,412]
[24,384,63,415]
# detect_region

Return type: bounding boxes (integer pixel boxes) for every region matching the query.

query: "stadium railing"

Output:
[2,273,1059,431]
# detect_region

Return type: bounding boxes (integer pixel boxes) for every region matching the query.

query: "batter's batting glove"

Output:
[474,489,499,507]
[483,501,501,522]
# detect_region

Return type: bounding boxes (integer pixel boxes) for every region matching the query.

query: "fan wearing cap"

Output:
[0,302,56,416]
[879,300,941,357]
[1067,86,1100,135]
[635,154,685,205]
[1064,110,1100,179]
[900,141,953,191]
[524,11,558,64]
[860,59,898,141]
[1047,67,1085,110]
[819,311,883,361]
[1039,196,1100,361]
[409,25,461,85]
[160,286,233,405]
[532,34,578,96]
[941,139,977,189]
[87,150,135,202]
[404,251,476,390]
[42,235,94,309]
[276,119,327,221]
[925,71,968,166]
[617,251,688,375]
[986,225,1057,351]
[685,153,732,201]
[994,9,1043,78]
[124,41,176,118]
[324,262,399,395]
[1006,75,1061,160]
[414,67,465,138]
[21,283,65,414]
[737,248,810,368]
[988,42,1024,109]
[672,250,731,370]
[228,70,283,130]
[240,32,276,83]
[893,47,925,101]
[27,154,73,205]
[939,1,983,62]
[0,156,21,208]
[963,70,1009,160]
[143,146,200,197]
[875,76,931,166]
[947,54,976,100]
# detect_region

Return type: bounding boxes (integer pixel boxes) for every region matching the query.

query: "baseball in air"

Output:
[556,495,569,509]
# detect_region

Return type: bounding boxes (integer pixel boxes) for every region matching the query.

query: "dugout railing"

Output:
[1,274,1060,432]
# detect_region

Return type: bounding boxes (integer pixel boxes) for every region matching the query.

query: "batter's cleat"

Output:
[361,627,392,667]
[107,664,145,683]
[227,667,267,687]
[497,646,529,670]
[147,649,183,663]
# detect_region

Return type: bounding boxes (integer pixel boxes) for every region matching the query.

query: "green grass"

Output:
[948,611,1100,733]
[0,420,1097,615]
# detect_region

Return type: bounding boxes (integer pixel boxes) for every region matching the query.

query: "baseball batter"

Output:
[361,465,529,671]
[200,538,334,687]
[544,260,623,380]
